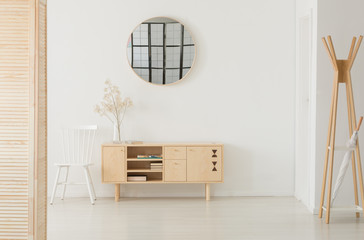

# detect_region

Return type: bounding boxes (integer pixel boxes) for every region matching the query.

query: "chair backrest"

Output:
[60,125,97,165]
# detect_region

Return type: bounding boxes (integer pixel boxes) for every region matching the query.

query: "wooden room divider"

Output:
[0,0,47,239]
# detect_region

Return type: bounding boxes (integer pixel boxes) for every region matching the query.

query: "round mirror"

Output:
[127,17,196,85]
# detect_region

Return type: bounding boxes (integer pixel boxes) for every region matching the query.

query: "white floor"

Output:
[48,197,364,240]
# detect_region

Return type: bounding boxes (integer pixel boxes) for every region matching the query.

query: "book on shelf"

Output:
[150,162,163,170]
[150,167,163,170]
[127,175,147,182]
[137,154,162,159]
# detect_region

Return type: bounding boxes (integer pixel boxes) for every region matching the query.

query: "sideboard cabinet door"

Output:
[102,147,125,182]
[187,147,222,182]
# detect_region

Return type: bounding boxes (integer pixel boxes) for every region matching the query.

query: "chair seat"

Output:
[54,163,93,167]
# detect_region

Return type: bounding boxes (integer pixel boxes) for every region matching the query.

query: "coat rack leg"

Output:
[346,82,360,218]
[325,77,340,224]
[319,76,337,218]
[347,76,364,215]
[355,140,364,216]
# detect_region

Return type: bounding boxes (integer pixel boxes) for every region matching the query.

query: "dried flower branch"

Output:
[94,80,133,141]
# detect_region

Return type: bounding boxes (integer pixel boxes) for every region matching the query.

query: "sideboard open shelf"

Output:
[101,143,224,201]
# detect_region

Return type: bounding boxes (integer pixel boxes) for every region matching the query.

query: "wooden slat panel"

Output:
[35,1,47,239]
[0,0,47,238]
[0,0,30,238]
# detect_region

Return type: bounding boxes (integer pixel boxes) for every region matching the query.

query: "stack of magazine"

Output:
[127,175,147,182]
[150,162,163,171]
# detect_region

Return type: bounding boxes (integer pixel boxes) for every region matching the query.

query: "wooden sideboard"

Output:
[101,143,224,201]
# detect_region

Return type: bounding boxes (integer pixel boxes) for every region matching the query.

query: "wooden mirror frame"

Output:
[126,16,197,86]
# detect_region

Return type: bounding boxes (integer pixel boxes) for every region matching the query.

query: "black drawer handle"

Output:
[212,161,217,171]
[212,149,217,158]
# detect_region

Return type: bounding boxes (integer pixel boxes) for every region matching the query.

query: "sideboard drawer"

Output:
[165,160,186,182]
[165,147,186,159]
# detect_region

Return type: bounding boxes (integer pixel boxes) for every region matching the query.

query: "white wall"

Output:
[295,0,317,212]
[295,0,364,213]
[47,0,296,198]
[314,0,364,210]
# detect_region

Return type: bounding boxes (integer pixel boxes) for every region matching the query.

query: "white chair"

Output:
[50,125,98,205]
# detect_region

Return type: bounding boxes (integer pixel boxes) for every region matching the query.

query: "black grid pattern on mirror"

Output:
[131,22,194,84]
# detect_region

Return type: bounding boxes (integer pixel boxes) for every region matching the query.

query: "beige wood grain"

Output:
[347,68,364,219]
[34,0,47,238]
[102,142,223,147]
[0,0,47,238]
[102,147,125,183]
[325,72,339,224]
[319,36,364,224]
[346,76,360,218]
[187,147,222,182]
[319,78,336,219]
[127,146,163,159]
[0,0,32,239]
[164,147,186,160]
[102,144,224,184]
[205,183,210,200]
[29,0,36,237]
[115,184,120,202]
[103,144,223,201]
[164,160,186,182]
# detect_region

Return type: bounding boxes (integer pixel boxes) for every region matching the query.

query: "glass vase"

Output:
[113,123,124,143]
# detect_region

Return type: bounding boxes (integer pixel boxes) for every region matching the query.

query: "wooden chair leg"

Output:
[61,166,69,200]
[83,167,95,205]
[50,166,62,205]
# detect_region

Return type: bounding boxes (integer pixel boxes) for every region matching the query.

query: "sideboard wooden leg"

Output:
[115,184,120,202]
[205,183,210,200]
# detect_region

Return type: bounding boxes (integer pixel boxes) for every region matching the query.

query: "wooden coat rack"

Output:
[319,35,364,223]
